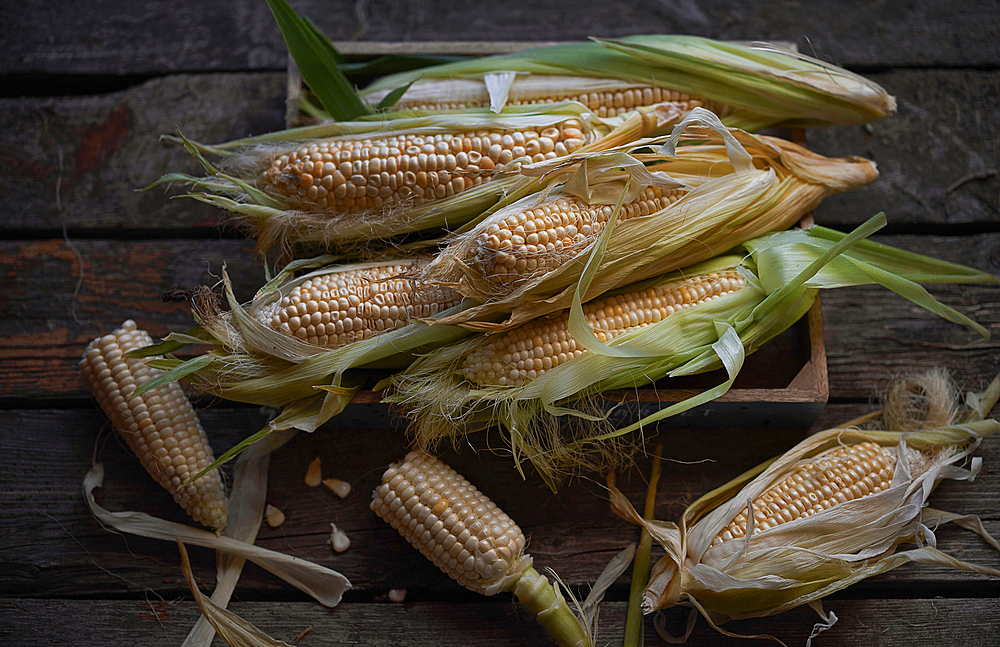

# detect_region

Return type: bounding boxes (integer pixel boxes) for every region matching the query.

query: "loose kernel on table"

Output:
[305,457,322,487]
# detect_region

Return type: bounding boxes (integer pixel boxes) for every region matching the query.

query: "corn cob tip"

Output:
[80,320,228,530]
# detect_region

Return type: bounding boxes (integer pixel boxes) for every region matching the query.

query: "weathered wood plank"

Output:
[810,70,1000,230]
[3,595,1000,646]
[0,73,286,231]
[3,70,996,234]
[2,402,997,600]
[4,0,998,76]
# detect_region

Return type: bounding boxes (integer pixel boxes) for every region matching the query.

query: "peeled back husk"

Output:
[155,101,689,256]
[360,35,896,130]
[418,107,879,331]
[611,370,1000,641]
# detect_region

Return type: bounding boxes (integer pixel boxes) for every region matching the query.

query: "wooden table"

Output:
[2,1,998,645]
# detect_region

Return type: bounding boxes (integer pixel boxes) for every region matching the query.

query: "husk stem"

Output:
[615,371,1000,643]
[512,566,593,647]
[389,214,996,485]
[360,35,895,130]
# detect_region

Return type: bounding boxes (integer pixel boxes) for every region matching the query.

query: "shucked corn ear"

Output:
[611,370,1000,639]
[80,320,228,530]
[361,35,895,130]
[390,216,997,484]
[419,107,878,329]
[159,102,669,255]
[372,449,592,647]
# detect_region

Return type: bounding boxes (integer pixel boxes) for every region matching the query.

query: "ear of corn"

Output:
[371,449,592,647]
[365,73,732,123]
[261,261,462,349]
[157,101,671,255]
[389,215,997,484]
[360,35,895,130]
[80,320,228,531]
[610,370,1000,631]
[419,107,879,330]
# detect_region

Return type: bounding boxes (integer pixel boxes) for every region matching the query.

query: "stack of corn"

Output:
[158,27,896,258]
[417,107,879,329]
[388,216,997,485]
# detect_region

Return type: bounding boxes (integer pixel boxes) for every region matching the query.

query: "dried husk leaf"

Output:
[614,372,1000,640]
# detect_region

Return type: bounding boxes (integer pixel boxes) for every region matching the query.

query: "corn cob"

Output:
[80,320,228,530]
[259,120,590,213]
[710,441,895,547]
[621,370,1000,633]
[260,262,463,348]
[372,450,591,647]
[390,216,997,484]
[466,186,686,296]
[418,107,880,328]
[461,271,746,387]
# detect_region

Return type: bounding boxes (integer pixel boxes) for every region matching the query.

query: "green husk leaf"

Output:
[361,35,895,130]
[130,354,214,400]
[264,0,369,121]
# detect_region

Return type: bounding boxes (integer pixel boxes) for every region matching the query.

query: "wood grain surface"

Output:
[2,1,998,645]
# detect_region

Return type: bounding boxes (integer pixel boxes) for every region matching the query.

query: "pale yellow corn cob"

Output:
[371,450,591,647]
[471,186,685,292]
[263,264,463,348]
[371,450,526,595]
[80,320,228,530]
[260,120,590,213]
[461,271,747,386]
[711,441,896,547]
[391,85,716,119]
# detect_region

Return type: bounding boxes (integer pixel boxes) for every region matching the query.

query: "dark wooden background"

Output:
[2,1,998,645]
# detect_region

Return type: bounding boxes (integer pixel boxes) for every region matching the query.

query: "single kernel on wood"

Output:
[265,504,286,528]
[305,457,322,487]
[388,589,407,603]
[323,478,352,499]
[329,523,350,552]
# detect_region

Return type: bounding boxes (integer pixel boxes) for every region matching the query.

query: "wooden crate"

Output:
[285,42,828,430]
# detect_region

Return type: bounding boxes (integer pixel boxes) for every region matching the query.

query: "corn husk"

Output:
[360,35,895,130]
[610,370,1000,643]
[155,100,685,257]
[388,214,996,485]
[419,107,878,330]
